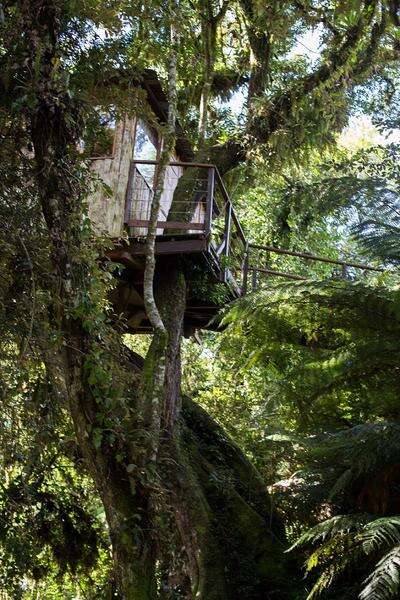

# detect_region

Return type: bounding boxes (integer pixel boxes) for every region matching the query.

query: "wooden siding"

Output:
[88,118,188,238]
[88,118,136,237]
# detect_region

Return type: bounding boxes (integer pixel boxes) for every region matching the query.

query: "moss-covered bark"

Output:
[158,397,292,599]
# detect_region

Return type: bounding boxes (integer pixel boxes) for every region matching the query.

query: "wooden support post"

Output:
[124,162,136,225]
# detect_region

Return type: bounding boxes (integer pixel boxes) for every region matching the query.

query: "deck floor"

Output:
[107,234,242,334]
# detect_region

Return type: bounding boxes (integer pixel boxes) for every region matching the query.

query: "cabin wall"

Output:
[87,114,201,238]
[88,118,136,238]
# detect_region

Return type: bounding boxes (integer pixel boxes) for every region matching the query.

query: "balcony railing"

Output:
[124,159,248,294]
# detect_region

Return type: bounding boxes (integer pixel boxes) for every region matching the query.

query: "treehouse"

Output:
[88,71,248,334]
[87,72,381,335]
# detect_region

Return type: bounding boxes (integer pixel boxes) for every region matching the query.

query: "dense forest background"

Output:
[0,0,400,598]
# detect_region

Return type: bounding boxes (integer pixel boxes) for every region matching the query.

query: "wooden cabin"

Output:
[87,71,248,334]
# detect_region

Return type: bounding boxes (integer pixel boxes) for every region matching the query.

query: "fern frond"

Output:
[359,545,400,600]
[307,563,341,599]
[359,518,400,556]
[288,514,369,551]
[353,195,400,264]
[306,538,364,600]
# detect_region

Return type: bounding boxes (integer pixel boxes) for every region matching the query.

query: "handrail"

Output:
[249,267,308,281]
[214,168,246,245]
[129,159,246,245]
[131,160,245,235]
[249,243,383,272]
[126,159,248,293]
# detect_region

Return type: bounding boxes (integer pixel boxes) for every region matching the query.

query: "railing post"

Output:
[222,202,232,282]
[205,166,215,240]
[242,242,249,296]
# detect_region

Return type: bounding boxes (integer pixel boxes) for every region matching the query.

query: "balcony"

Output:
[97,159,381,334]
[122,159,248,298]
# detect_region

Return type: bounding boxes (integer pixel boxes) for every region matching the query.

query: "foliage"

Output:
[223,142,400,599]
[1,0,400,596]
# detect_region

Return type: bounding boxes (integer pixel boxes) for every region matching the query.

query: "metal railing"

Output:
[243,243,383,292]
[124,159,248,293]
[122,161,382,296]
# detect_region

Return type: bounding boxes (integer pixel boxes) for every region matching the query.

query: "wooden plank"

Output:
[215,239,226,256]
[126,219,205,231]
[105,249,142,268]
[128,239,207,255]
[231,209,247,245]
[124,162,136,223]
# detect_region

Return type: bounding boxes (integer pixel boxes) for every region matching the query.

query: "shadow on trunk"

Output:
[130,349,293,599]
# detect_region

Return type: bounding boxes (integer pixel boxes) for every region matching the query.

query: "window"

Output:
[133,120,158,184]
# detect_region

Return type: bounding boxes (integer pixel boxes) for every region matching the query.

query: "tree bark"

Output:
[20,1,158,596]
[159,397,292,599]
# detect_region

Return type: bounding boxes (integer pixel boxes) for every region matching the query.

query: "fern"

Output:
[288,514,369,552]
[353,197,400,265]
[359,518,400,556]
[291,516,400,600]
[360,546,400,600]
[226,152,400,600]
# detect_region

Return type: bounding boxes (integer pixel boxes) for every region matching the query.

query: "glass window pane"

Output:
[134,120,158,184]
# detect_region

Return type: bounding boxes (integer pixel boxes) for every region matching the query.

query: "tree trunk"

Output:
[20,1,158,596]
[162,397,291,600]
[130,344,292,599]
[155,260,186,433]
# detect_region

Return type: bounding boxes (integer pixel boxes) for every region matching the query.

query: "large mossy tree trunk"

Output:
[158,395,291,599]
[19,2,160,597]
[18,2,291,596]
[130,279,292,600]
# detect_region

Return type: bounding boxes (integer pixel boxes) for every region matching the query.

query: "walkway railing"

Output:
[243,243,384,293]
[123,160,383,297]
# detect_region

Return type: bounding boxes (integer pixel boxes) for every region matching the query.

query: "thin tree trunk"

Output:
[141,0,180,460]
[198,10,217,149]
